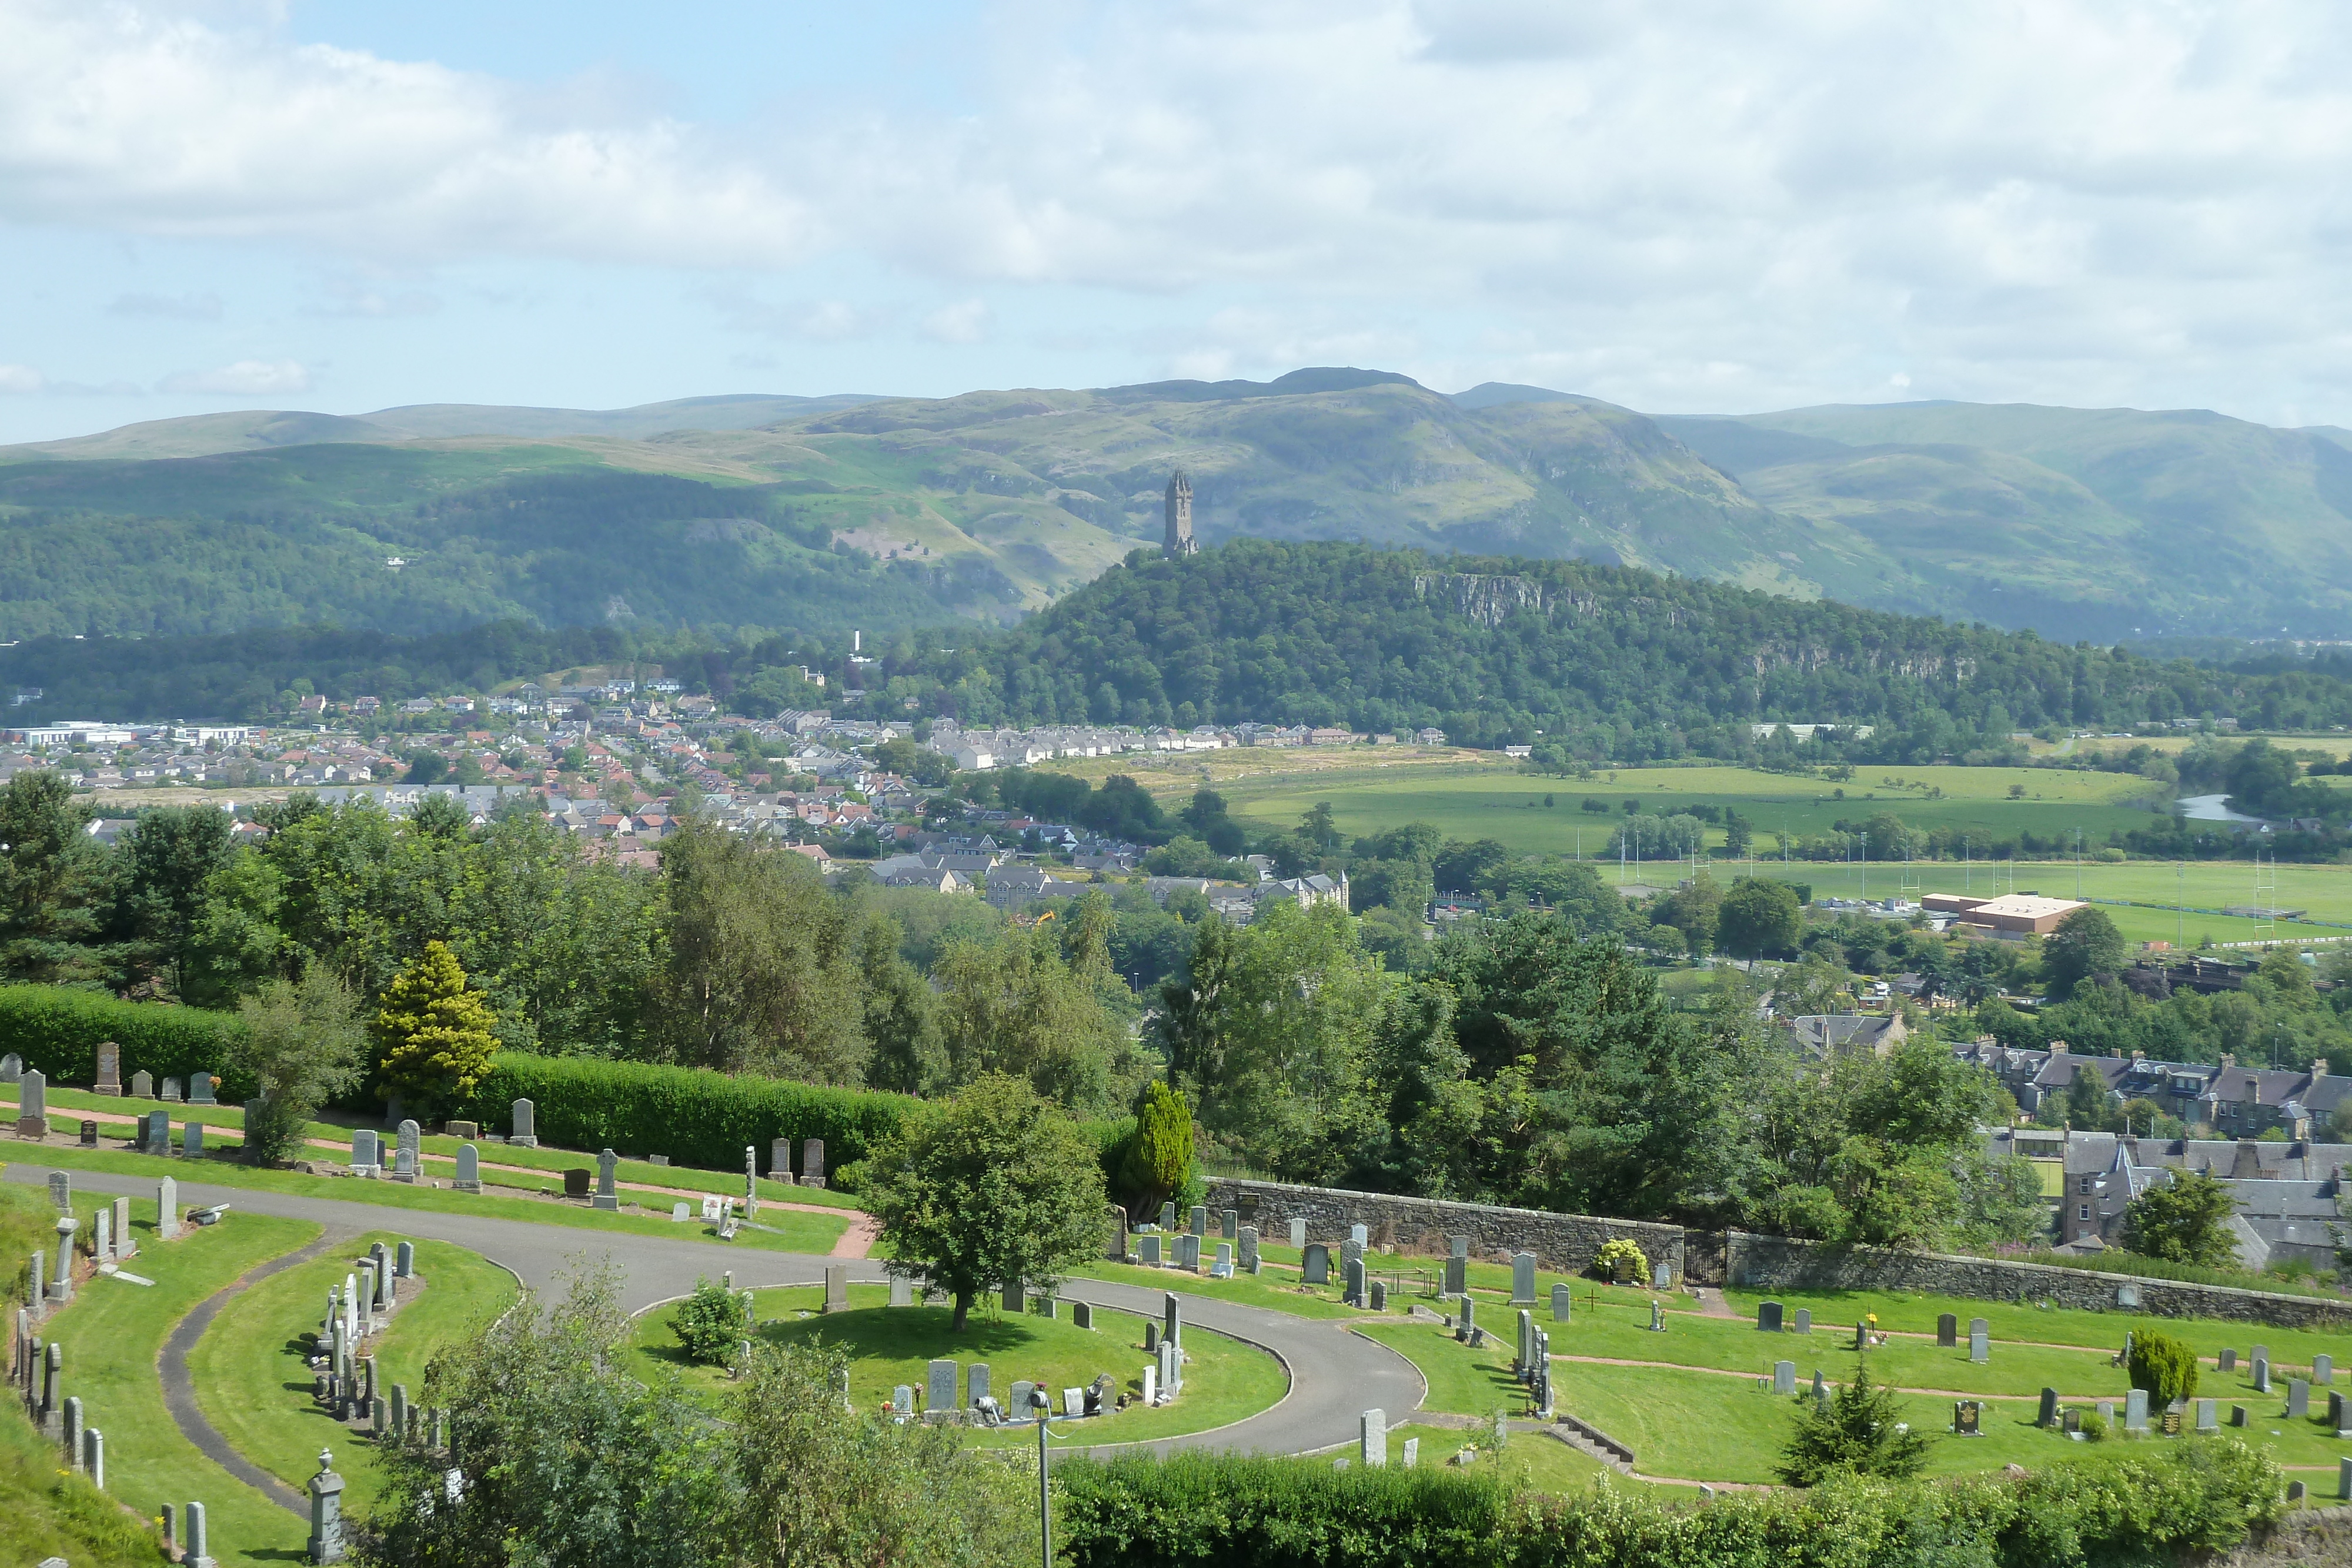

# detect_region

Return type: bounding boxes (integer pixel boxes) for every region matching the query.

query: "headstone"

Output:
[1402,1436,1419,1468]
[108,1195,129,1262]
[1953,1400,1981,1436]
[1360,1409,1387,1466]
[158,1176,179,1240]
[390,1384,408,1443]
[1060,1386,1083,1418]
[1175,1234,1200,1271]
[1774,1360,1796,1396]
[2195,1398,2217,1433]
[1937,1312,1957,1348]
[1509,1251,1536,1306]
[1552,1283,1571,1322]
[770,1138,793,1181]
[454,1144,482,1192]
[2315,1353,2334,1386]
[190,1069,216,1105]
[2253,1342,2270,1365]
[1288,1216,1306,1248]
[46,1172,68,1212]
[1302,1242,1329,1284]
[396,1241,415,1281]
[131,1069,152,1099]
[1757,1300,1783,1333]
[593,1148,619,1211]
[2219,1348,2236,1371]
[1369,1281,1387,1310]
[1653,1262,1672,1289]
[185,1501,213,1568]
[1002,1281,1025,1313]
[309,1449,346,1563]
[2286,1479,2304,1503]
[162,1076,181,1103]
[1649,1299,1665,1332]
[1341,1236,1362,1268]
[889,1275,913,1307]
[823,1265,847,1313]
[2288,1379,2310,1418]
[563,1168,591,1200]
[927,1359,956,1413]
[2115,1282,2138,1308]
[509,1098,537,1147]
[2097,1399,2114,1426]
[0,1054,18,1082]
[1191,1205,1208,1235]
[2062,1406,2082,1434]
[1238,1225,1258,1274]
[2332,1390,2349,1435]
[1343,1256,1365,1306]
[2254,1355,2271,1393]
[92,1205,110,1265]
[801,1137,825,1189]
[2037,1387,2059,1426]
[61,1395,81,1468]
[1037,1295,1058,1321]
[1443,1255,1466,1295]
[1349,1222,1368,1248]
[1140,1365,1156,1405]
[1968,1319,1989,1365]
[1144,1322,1159,1353]
[1793,1308,1812,1336]
[2231,1404,2247,1427]
[1212,1243,1233,1278]
[49,1223,74,1302]
[94,1041,121,1096]
[2124,1388,2149,1432]
[352,1129,379,1173]
[183,1119,204,1156]
[967,1363,990,1409]
[1159,1337,1182,1392]
[1140,1235,1161,1266]
[446,1121,478,1140]
[84,1428,102,1490]
[1010,1379,1035,1417]
[1072,1301,1093,1330]
[75,1118,94,1147]
[744,1146,759,1221]
[1160,1202,1177,1231]
[1222,1209,1238,1240]
[1451,1233,1471,1259]
[1812,1369,1828,1405]
[15,1068,45,1139]
[891,1385,913,1417]
[1105,1204,1127,1261]
[671,1202,690,1222]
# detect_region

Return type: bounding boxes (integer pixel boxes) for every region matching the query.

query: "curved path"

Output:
[7,1162,1421,1458]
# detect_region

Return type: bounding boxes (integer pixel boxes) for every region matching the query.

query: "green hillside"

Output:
[1659,401,2352,638]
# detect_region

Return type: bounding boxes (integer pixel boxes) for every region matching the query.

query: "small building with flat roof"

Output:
[1922,891,2084,937]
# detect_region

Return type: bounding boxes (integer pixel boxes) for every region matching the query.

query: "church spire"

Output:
[1163,470,1197,558]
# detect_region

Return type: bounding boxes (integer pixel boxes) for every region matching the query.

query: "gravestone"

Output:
[1011,1378,1036,1419]
[1773,1360,1796,1396]
[1138,1235,1162,1267]
[2037,1387,2059,1426]
[183,1119,204,1156]
[967,1363,990,1409]
[1443,1255,1466,1295]
[1164,1292,1181,1349]
[2116,1282,2139,1308]
[1037,1295,1057,1320]
[0,1054,17,1082]
[2287,1480,2305,1503]
[161,1077,181,1103]
[1302,1242,1329,1284]
[1003,1279,1026,1313]
[1144,1322,1159,1353]
[671,1202,690,1223]
[1342,1256,1365,1307]
[823,1265,847,1313]
[190,1070,216,1105]
[2232,1404,2247,1427]
[2062,1406,2080,1434]
[158,1176,180,1239]
[889,1275,913,1307]
[2288,1379,2310,1419]
[1349,1222,1369,1248]
[46,1171,69,1212]
[2124,1389,2149,1432]
[1552,1283,1571,1322]
[593,1149,619,1211]
[1072,1301,1093,1330]
[1954,1400,1982,1436]
[15,1068,46,1139]
[801,1138,826,1188]
[131,1070,152,1099]
[891,1385,912,1417]
[2341,1457,2352,1501]
[111,1197,130,1260]
[1360,1409,1387,1467]
[1341,1236,1362,1268]
[1969,1319,1990,1365]
[1063,1387,1084,1418]
[744,1147,759,1221]
[2254,1355,2272,1393]
[2219,1348,2237,1372]
[1160,1202,1177,1231]
[769,1138,793,1182]
[508,1098,537,1147]
[1212,1242,1232,1278]
[1369,1280,1386,1310]
[1175,1234,1199,1270]
[186,1502,212,1568]
[562,1168,591,1200]
[1509,1251,1536,1306]
[1141,1365,1157,1405]
[1812,1369,1828,1405]
[1937,1313,1957,1348]
[352,1129,379,1173]
[1651,1299,1666,1332]
[92,1205,110,1264]
[1190,1205,1208,1235]
[1793,1309,1812,1336]
[1160,1337,1183,1391]
[1758,1300,1784,1333]
[76,1118,95,1147]
[93,1041,121,1096]
[2097,1399,2114,1427]
[1402,1435,1421,1468]
[454,1144,482,1192]
[1222,1209,1238,1240]
[308,1450,345,1564]
[2196,1398,2218,1433]
[1288,1216,1306,1248]
[2253,1342,2270,1366]
[1238,1226,1258,1274]
[2315,1353,2334,1386]
[48,1222,74,1302]
[391,1121,420,1181]
[927,1360,956,1414]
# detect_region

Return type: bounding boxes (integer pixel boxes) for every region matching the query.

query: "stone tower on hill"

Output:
[1163,471,1197,559]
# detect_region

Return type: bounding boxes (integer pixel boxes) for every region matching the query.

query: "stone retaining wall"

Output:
[1201,1178,1686,1283]
[1725,1231,2352,1329]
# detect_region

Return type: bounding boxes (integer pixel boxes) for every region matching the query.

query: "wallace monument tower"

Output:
[1163,471,1198,559]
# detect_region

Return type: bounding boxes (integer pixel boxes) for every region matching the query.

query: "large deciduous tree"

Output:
[2122,1168,2241,1268]
[235,968,366,1164]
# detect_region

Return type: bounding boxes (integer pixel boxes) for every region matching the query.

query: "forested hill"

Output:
[876,541,2352,758]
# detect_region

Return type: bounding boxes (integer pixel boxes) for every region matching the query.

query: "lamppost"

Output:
[1032,1385,1063,1568]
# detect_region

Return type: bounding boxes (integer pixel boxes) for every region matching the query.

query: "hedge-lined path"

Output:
[5,1107,877,1251]
[160,1229,351,1518]
[2,1162,1422,1459]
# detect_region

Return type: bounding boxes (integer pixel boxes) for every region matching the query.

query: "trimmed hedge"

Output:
[1057,1441,2284,1568]
[450,1053,923,1179]
[0,985,250,1099]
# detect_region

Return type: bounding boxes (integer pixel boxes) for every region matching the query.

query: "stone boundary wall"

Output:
[1725,1231,2352,1330]
[1201,1178,1686,1283]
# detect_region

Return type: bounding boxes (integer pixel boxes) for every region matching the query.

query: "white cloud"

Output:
[920,299,991,344]
[158,357,310,394]
[699,289,884,342]
[0,365,45,394]
[108,290,223,319]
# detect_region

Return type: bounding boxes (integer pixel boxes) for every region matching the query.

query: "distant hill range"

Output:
[4,369,2348,642]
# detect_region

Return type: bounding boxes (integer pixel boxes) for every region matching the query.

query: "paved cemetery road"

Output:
[5,1163,1423,1458]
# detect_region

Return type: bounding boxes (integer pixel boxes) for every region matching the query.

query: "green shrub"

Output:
[1055,1440,2283,1568]
[669,1276,747,1366]
[450,1052,918,1174]
[2127,1329,2200,1405]
[1591,1237,1649,1283]
[0,985,249,1098]
[2077,1410,2109,1441]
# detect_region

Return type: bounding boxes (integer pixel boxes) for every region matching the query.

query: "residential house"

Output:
[2057,1131,2348,1271]
[1784,1014,1909,1058]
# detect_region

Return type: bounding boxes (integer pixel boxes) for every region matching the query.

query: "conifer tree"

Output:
[375,939,499,1113]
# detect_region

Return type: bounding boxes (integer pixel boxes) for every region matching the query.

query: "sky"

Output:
[4,0,2352,443]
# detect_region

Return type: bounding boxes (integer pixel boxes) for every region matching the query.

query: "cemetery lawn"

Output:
[1353,1319,1533,1418]
[628,1285,1289,1448]
[1369,1422,1618,1495]
[9,1145,851,1254]
[1068,1256,1378,1320]
[186,1233,519,1514]
[37,1209,322,1566]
